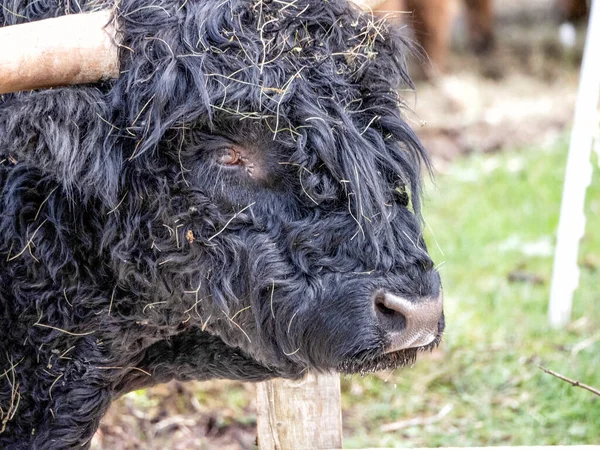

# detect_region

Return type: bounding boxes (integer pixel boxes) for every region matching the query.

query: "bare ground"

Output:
[409,0,583,168]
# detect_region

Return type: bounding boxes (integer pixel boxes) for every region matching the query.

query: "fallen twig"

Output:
[571,332,600,356]
[538,365,600,397]
[380,403,453,432]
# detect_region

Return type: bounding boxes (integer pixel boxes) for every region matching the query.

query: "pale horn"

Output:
[0,2,386,95]
[352,0,389,7]
[0,10,119,95]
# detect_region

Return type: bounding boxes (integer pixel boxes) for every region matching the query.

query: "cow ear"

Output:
[0,87,122,203]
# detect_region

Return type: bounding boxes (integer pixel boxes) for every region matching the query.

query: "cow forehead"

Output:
[190,8,410,155]
[183,0,403,117]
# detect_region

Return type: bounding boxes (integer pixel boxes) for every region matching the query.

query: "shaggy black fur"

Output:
[0,0,443,448]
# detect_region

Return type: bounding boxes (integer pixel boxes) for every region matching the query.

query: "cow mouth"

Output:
[336,331,443,375]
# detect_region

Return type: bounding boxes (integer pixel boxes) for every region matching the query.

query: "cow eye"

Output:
[394,182,410,207]
[217,148,241,166]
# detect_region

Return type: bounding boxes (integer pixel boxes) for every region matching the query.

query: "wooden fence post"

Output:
[256,373,342,450]
[548,0,600,328]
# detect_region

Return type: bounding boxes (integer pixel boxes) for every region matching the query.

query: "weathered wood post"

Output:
[256,373,342,450]
[548,0,600,328]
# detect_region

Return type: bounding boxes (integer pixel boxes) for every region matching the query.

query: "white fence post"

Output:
[549,0,600,328]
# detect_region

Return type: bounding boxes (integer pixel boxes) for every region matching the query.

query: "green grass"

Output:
[342,138,600,448]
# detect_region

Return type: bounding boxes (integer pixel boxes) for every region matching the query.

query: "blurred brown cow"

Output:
[557,0,589,21]
[374,0,588,74]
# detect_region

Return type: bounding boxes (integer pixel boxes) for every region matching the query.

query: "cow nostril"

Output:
[374,291,413,318]
[373,292,407,333]
[373,291,444,352]
[374,294,398,317]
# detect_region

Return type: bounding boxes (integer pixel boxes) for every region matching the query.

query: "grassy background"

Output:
[342,136,600,447]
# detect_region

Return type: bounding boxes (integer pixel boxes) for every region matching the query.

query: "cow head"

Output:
[0,0,443,381]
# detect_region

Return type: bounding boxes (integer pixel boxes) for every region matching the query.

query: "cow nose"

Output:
[373,291,443,352]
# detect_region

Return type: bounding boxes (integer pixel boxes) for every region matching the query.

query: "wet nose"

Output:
[373,291,443,352]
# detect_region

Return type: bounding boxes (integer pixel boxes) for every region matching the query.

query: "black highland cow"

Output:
[0,0,444,448]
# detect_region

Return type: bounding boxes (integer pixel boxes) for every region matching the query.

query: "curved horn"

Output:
[353,0,390,8]
[0,10,119,95]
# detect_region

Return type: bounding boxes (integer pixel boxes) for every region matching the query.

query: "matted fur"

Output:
[0,0,443,448]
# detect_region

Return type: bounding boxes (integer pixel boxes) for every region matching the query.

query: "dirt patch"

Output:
[92,381,257,450]
[408,0,584,167]
[411,69,578,164]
